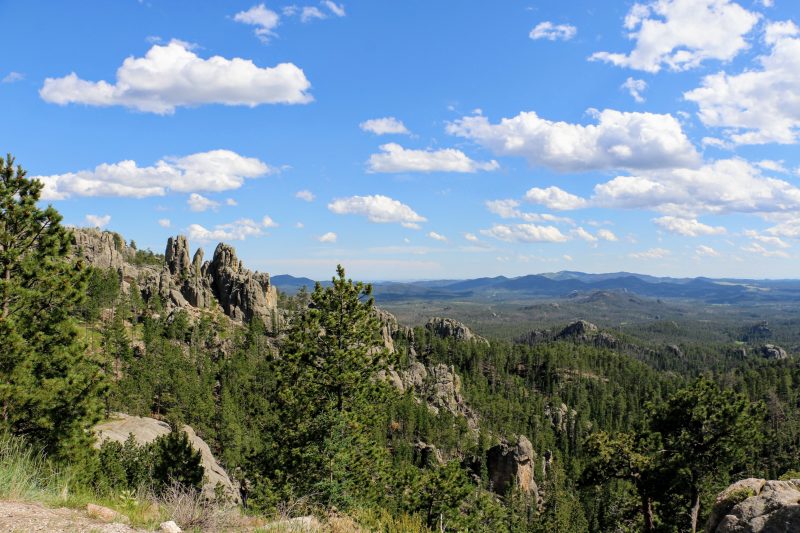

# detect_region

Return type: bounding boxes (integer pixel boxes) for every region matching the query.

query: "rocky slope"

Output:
[72,229,279,329]
[706,478,800,532]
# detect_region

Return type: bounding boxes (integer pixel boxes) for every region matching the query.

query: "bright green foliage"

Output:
[399,461,474,530]
[0,154,106,461]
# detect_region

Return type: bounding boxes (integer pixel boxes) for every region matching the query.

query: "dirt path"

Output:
[0,500,146,533]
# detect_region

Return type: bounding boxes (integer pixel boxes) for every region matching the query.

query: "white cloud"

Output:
[226,198,238,206]
[2,72,24,83]
[428,231,447,242]
[630,247,671,259]
[36,149,272,200]
[653,216,726,236]
[741,241,790,258]
[743,230,789,248]
[464,233,479,242]
[187,193,219,212]
[529,22,577,41]
[323,1,346,17]
[262,215,279,228]
[187,217,272,242]
[524,187,587,210]
[233,4,280,43]
[480,223,568,243]
[40,40,312,114]
[621,77,647,103]
[696,244,720,257]
[328,194,426,228]
[592,159,800,216]
[359,117,410,135]
[590,0,759,72]
[685,21,800,144]
[318,231,337,243]
[486,199,575,224]
[295,189,315,202]
[756,159,788,173]
[295,222,304,228]
[85,214,111,228]
[367,143,499,173]
[766,218,800,239]
[597,229,618,241]
[448,109,699,172]
[572,227,598,243]
[158,218,171,228]
[301,6,327,22]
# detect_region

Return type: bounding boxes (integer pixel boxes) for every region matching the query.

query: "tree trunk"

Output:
[690,484,701,533]
[641,493,655,532]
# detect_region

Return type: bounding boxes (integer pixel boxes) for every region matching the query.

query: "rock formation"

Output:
[425,317,489,345]
[486,436,542,506]
[759,344,788,360]
[556,320,598,341]
[71,229,279,329]
[93,413,239,503]
[706,478,800,532]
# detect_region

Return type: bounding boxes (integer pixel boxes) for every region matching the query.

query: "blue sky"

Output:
[2,0,800,280]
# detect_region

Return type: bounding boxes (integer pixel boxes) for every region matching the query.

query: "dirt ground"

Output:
[0,500,145,533]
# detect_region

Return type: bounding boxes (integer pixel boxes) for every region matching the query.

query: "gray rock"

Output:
[759,344,788,360]
[425,317,488,345]
[93,413,239,504]
[486,435,541,506]
[707,478,800,532]
[556,320,598,341]
[165,236,191,277]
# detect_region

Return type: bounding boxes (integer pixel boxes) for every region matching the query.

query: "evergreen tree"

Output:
[0,154,106,461]
[151,428,205,492]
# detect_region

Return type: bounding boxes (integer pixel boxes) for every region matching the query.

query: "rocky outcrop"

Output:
[93,413,239,503]
[706,478,800,532]
[72,229,279,328]
[374,308,414,353]
[544,402,577,434]
[425,317,488,345]
[486,436,541,506]
[759,344,788,360]
[556,320,598,341]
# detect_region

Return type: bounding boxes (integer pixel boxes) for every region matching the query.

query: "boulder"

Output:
[425,317,488,345]
[707,478,800,532]
[93,413,239,503]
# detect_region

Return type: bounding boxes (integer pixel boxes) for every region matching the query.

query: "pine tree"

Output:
[0,154,106,461]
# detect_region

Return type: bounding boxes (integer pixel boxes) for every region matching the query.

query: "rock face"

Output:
[486,436,541,506]
[556,320,598,341]
[72,229,279,328]
[759,344,788,360]
[425,317,489,345]
[93,413,239,503]
[706,478,800,532]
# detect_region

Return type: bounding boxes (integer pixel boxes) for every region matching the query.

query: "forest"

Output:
[3,153,800,532]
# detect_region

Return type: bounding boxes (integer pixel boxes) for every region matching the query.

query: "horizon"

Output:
[3,0,800,279]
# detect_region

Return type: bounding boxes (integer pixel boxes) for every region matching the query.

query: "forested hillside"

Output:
[3,156,800,532]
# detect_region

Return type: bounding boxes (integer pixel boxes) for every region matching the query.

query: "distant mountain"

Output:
[271,270,800,304]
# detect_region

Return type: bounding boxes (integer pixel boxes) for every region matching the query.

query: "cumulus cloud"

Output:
[187,193,219,212]
[766,218,800,239]
[743,230,789,248]
[524,187,587,210]
[317,231,337,243]
[592,159,800,216]
[741,241,790,258]
[295,189,315,202]
[629,247,671,259]
[428,231,447,242]
[529,22,577,41]
[653,216,726,236]
[696,244,720,257]
[301,6,327,22]
[367,143,499,173]
[158,218,171,228]
[85,214,111,228]
[464,233,479,242]
[187,217,274,242]
[359,117,410,135]
[226,198,238,206]
[597,229,618,241]
[486,199,575,224]
[262,215,279,228]
[480,223,568,243]
[40,40,312,114]
[756,159,788,173]
[323,1,346,17]
[447,109,699,172]
[35,149,272,200]
[233,4,280,43]
[684,21,800,144]
[621,77,647,103]
[572,227,598,243]
[590,0,759,72]
[328,194,426,228]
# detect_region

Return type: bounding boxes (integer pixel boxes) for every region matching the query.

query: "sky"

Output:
[2,0,800,280]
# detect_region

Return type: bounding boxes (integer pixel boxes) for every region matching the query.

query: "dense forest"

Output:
[3,154,800,532]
